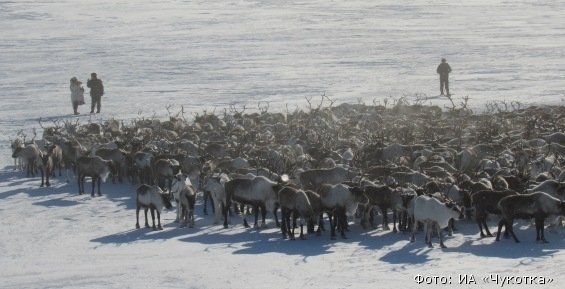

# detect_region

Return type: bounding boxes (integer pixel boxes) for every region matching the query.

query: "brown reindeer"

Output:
[94,147,130,183]
[471,190,519,238]
[76,156,118,197]
[136,184,173,230]
[278,186,316,240]
[496,192,565,243]
[46,144,63,177]
[37,151,53,187]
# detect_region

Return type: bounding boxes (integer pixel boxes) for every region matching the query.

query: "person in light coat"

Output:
[70,77,85,115]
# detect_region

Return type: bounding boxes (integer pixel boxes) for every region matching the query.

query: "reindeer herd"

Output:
[9,97,565,247]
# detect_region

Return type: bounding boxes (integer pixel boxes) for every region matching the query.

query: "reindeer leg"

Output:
[360,207,368,230]
[290,213,298,240]
[144,208,150,228]
[202,190,209,215]
[274,204,280,228]
[242,205,251,228]
[504,218,519,243]
[150,208,157,230]
[40,169,45,187]
[410,221,417,243]
[426,222,434,248]
[392,210,398,233]
[477,212,486,238]
[136,206,141,229]
[188,206,195,228]
[210,196,215,214]
[223,199,230,229]
[281,208,288,239]
[156,210,163,230]
[319,212,326,232]
[483,218,493,238]
[495,219,504,241]
[382,208,390,231]
[251,205,260,229]
[307,216,316,234]
[97,177,103,196]
[90,176,96,197]
[450,218,457,232]
[340,210,348,239]
[174,199,180,223]
[329,212,337,240]
[77,173,82,194]
[315,215,323,236]
[260,205,268,229]
[536,216,548,243]
[299,222,306,240]
[178,205,184,228]
[437,223,447,248]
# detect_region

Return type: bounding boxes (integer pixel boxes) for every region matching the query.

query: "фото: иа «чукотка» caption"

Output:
[414,274,553,286]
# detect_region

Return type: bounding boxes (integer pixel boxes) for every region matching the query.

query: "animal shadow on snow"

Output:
[378,244,435,265]
[178,227,334,257]
[443,238,562,259]
[91,224,193,244]
[32,198,82,207]
[0,182,78,202]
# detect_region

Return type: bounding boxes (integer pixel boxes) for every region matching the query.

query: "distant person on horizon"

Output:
[436,58,452,97]
[87,72,104,114]
[69,77,85,115]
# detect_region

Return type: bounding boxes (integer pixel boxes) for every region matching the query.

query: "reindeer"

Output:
[222,176,284,229]
[12,143,41,177]
[94,147,130,183]
[46,144,63,177]
[10,136,24,170]
[361,185,406,232]
[60,140,87,182]
[131,151,154,185]
[471,189,519,238]
[496,192,565,243]
[278,186,316,240]
[202,173,230,224]
[37,149,53,187]
[152,158,183,192]
[75,156,118,197]
[170,173,192,223]
[178,184,197,228]
[299,166,358,191]
[136,184,173,230]
[316,183,368,240]
[410,195,464,248]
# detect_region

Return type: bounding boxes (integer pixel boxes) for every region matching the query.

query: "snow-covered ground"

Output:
[1,1,564,288]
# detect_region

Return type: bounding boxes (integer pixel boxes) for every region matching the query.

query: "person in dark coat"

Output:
[436,58,452,96]
[87,72,104,113]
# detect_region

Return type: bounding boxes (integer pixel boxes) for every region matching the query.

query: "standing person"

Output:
[69,77,85,115]
[436,58,452,96]
[87,72,104,113]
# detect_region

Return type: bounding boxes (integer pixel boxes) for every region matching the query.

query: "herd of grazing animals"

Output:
[9,98,565,247]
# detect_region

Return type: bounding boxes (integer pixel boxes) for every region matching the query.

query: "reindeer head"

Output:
[106,160,119,176]
[12,146,23,158]
[349,186,369,205]
[445,201,465,220]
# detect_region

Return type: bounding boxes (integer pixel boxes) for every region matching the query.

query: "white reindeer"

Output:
[410,195,464,248]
